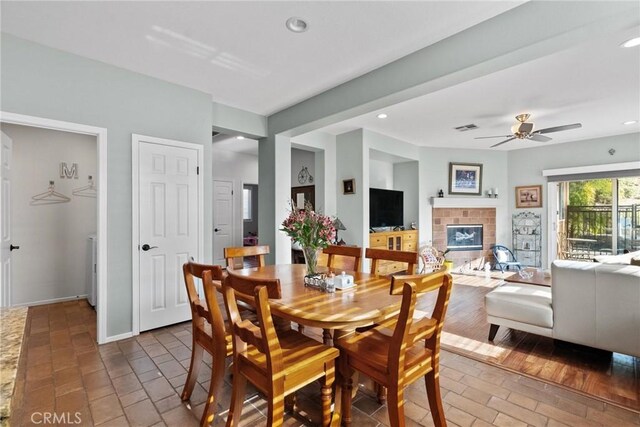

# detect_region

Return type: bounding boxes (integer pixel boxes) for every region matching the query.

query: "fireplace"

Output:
[447,224,483,251]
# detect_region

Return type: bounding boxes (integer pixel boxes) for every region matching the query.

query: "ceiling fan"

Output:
[475,113,582,148]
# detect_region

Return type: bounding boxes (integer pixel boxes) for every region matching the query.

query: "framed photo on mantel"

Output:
[449,162,482,195]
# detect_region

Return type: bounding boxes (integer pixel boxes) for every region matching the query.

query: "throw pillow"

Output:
[496,249,508,263]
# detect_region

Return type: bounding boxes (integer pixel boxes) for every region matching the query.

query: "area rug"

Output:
[434,273,640,413]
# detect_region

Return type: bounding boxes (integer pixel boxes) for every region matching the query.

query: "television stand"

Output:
[369,229,418,275]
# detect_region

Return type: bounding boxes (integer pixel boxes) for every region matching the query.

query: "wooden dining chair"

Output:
[323,245,362,272]
[366,247,418,276]
[337,270,453,427]
[182,261,232,427]
[224,245,270,270]
[222,272,340,427]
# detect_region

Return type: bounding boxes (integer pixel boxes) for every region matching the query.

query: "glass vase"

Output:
[302,246,321,276]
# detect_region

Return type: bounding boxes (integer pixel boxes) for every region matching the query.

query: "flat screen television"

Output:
[369,188,403,228]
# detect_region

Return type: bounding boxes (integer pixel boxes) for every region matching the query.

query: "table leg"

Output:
[322,328,333,346]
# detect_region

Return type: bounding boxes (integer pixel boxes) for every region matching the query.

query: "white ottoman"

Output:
[485,283,553,340]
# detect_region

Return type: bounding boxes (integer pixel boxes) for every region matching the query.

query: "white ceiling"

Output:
[212,134,258,156]
[321,24,640,150]
[2,2,638,153]
[1,1,523,116]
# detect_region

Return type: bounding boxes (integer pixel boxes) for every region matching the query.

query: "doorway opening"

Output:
[0,112,108,343]
[556,176,640,259]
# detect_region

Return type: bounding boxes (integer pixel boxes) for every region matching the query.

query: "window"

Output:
[243,188,251,221]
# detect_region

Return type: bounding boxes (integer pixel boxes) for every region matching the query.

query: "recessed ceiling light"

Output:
[377,113,388,119]
[621,36,640,48]
[623,120,638,125]
[236,136,245,140]
[286,17,308,33]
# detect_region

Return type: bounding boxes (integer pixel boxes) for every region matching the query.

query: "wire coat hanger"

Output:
[31,180,71,205]
[73,175,97,198]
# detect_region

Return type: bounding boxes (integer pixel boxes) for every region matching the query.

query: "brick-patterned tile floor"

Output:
[9,300,640,426]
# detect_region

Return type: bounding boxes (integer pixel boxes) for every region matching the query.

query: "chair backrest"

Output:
[323,245,362,272]
[492,244,517,263]
[365,247,418,275]
[224,245,270,270]
[222,273,283,376]
[387,270,452,381]
[183,261,227,342]
[419,246,444,273]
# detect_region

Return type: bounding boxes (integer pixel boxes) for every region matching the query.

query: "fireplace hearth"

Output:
[447,224,483,251]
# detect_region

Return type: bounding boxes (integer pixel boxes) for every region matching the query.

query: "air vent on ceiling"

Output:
[454,124,478,132]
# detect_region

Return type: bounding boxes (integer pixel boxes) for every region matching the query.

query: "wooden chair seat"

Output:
[337,270,452,427]
[237,328,339,394]
[223,271,340,426]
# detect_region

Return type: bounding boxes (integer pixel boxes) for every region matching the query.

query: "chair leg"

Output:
[199,350,226,427]
[488,324,500,341]
[225,366,246,427]
[386,385,404,427]
[425,369,447,427]
[321,363,335,427]
[181,341,204,401]
[267,386,285,427]
[376,383,387,404]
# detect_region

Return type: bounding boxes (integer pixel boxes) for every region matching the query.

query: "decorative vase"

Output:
[302,246,322,276]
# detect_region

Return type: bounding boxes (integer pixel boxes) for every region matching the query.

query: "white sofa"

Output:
[485,260,640,357]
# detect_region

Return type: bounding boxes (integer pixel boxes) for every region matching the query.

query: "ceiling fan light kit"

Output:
[475,113,582,148]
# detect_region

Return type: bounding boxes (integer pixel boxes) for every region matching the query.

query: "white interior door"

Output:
[1,131,13,307]
[138,140,200,331]
[213,179,234,266]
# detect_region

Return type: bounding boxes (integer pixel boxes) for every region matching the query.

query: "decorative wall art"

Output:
[343,178,355,195]
[515,185,542,208]
[448,162,482,195]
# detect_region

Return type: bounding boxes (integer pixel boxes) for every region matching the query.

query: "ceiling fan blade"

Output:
[474,135,513,140]
[535,123,582,134]
[528,134,552,142]
[490,137,516,148]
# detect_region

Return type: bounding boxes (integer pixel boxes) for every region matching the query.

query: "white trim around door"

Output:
[0,111,109,344]
[131,134,204,336]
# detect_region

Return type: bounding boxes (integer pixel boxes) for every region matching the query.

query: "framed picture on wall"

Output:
[449,162,482,195]
[343,178,355,195]
[515,185,542,208]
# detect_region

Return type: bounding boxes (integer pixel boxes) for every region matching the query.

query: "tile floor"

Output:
[9,300,640,426]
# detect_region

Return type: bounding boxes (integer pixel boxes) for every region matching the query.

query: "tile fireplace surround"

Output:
[433,207,496,266]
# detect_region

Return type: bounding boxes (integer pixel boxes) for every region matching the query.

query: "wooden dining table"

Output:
[224,263,402,342]
[222,263,403,424]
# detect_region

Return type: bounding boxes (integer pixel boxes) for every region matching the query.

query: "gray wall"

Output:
[394,161,419,229]
[1,34,213,337]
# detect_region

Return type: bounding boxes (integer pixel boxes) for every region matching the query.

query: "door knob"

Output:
[10,244,20,251]
[214,228,221,232]
[141,244,158,251]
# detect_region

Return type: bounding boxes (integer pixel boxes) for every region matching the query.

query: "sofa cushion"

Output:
[593,250,640,265]
[631,255,640,267]
[485,283,553,328]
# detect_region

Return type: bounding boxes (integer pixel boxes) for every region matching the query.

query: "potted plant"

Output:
[441,249,453,273]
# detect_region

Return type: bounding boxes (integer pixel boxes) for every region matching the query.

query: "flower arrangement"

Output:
[281,201,336,250]
[281,201,336,275]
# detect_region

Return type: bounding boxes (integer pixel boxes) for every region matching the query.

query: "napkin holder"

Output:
[334,272,355,290]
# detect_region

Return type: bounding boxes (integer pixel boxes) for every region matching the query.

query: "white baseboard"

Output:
[12,294,89,307]
[103,331,134,343]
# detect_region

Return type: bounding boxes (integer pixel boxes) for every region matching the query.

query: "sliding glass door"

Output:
[556,176,639,258]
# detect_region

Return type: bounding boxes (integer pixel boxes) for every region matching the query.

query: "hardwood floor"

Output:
[429,273,640,412]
